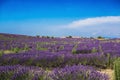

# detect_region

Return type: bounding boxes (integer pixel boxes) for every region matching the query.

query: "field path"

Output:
[99,69,114,80]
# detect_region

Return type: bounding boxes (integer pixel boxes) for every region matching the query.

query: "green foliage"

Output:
[37,47,48,51]
[0,71,14,80]
[72,44,78,54]
[0,70,33,80]
[66,36,72,38]
[107,53,111,68]
[36,76,44,80]
[34,74,51,80]
[0,50,4,56]
[114,58,120,80]
[46,36,49,38]
[59,45,64,50]
[24,44,29,51]
[51,36,54,39]
[36,35,40,38]
[97,36,104,39]
[91,47,97,53]
[72,48,77,54]
[13,71,32,80]
[11,47,20,53]
[36,44,47,51]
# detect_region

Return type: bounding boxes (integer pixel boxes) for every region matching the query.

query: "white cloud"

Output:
[54,16,120,37]
[65,16,120,28]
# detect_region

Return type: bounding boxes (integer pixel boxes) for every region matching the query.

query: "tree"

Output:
[66,36,72,38]
[97,36,104,39]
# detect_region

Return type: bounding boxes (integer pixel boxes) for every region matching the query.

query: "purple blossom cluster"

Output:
[0,65,45,80]
[0,33,120,80]
[0,51,109,68]
[50,65,108,80]
[0,65,108,80]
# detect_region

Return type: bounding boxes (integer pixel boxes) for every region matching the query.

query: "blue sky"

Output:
[0,0,120,37]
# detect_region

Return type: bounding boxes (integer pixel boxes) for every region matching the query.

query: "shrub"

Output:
[97,36,104,39]
[36,35,40,38]
[11,69,32,80]
[0,65,46,80]
[66,36,72,38]
[114,58,120,80]
[51,65,108,80]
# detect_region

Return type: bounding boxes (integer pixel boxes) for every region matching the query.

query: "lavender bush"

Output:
[0,33,120,80]
[50,65,109,80]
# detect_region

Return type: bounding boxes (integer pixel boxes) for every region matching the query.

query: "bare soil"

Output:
[99,69,114,80]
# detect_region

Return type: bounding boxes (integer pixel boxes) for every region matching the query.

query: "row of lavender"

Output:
[0,50,117,69]
[0,33,120,80]
[1,34,120,56]
[0,65,108,80]
[0,34,120,69]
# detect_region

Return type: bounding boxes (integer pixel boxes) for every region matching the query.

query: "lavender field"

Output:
[0,33,120,80]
